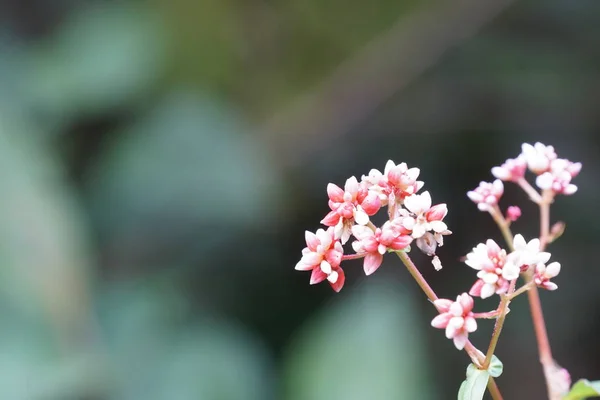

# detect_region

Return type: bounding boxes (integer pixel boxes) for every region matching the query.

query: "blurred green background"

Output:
[0,0,599,399]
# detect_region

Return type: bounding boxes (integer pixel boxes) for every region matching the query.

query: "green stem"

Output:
[489,205,514,250]
[395,251,503,400]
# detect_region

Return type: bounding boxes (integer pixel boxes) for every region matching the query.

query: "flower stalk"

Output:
[295,142,580,399]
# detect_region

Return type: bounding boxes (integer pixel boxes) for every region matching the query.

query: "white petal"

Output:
[327,270,339,283]
[453,334,468,350]
[545,262,561,278]
[345,176,359,194]
[384,160,396,174]
[403,194,420,214]
[352,241,363,253]
[502,264,520,280]
[411,223,426,239]
[432,256,443,271]
[406,167,420,181]
[421,191,432,210]
[378,244,387,255]
[481,272,499,284]
[354,208,369,225]
[294,261,312,271]
[465,317,477,333]
[320,260,332,274]
[480,283,496,299]
[429,220,447,233]
[491,166,510,180]
[467,191,483,203]
[449,302,463,317]
[512,234,526,250]
[564,184,578,195]
[536,173,554,190]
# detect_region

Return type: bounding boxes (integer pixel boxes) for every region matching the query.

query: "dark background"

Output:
[0,0,599,399]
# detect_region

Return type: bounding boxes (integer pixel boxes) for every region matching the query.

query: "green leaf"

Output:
[457,364,489,400]
[488,355,504,378]
[563,379,600,400]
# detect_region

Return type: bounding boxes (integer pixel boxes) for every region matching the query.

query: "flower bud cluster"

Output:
[296,161,450,292]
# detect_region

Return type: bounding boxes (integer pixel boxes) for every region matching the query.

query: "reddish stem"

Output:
[341,253,366,261]
[395,251,503,400]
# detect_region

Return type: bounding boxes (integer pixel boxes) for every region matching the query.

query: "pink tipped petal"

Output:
[321,211,341,227]
[300,252,321,266]
[469,279,484,297]
[295,260,312,271]
[445,322,458,339]
[391,235,412,250]
[325,249,343,267]
[363,253,384,275]
[305,231,320,250]
[453,333,468,350]
[433,299,454,312]
[320,260,332,274]
[426,204,448,221]
[309,268,327,284]
[449,302,463,317]
[326,183,345,202]
[431,313,452,329]
[542,282,558,291]
[344,176,360,195]
[383,160,396,175]
[361,192,381,215]
[458,293,474,312]
[329,268,345,292]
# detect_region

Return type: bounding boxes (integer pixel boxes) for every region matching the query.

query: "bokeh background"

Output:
[1,0,599,399]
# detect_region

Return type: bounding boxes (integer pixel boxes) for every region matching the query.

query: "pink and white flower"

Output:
[431,293,477,350]
[465,239,519,299]
[321,176,382,243]
[351,222,412,275]
[508,234,551,272]
[535,158,581,195]
[295,228,345,292]
[467,180,504,211]
[401,191,449,239]
[361,160,424,206]
[521,142,557,174]
[491,155,527,182]
[534,262,561,291]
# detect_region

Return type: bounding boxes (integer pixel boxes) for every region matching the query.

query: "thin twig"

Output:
[395,251,503,400]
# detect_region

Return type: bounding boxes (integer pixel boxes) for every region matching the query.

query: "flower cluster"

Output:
[431,293,477,350]
[296,161,450,292]
[464,234,557,299]
[296,143,580,360]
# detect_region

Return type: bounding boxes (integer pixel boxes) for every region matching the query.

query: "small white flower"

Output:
[467,180,504,211]
[521,142,557,174]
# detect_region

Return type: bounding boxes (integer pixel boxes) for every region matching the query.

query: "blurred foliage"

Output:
[0,0,599,399]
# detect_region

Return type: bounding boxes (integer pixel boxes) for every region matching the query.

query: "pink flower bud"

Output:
[361,191,382,215]
[506,206,521,222]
